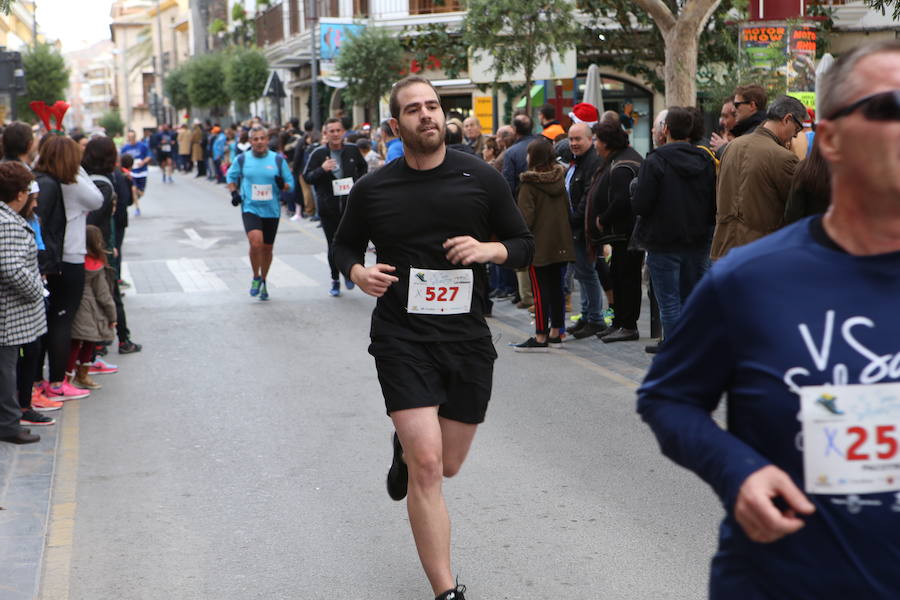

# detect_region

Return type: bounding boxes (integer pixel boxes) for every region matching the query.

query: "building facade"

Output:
[111,0,191,134]
[63,41,116,132]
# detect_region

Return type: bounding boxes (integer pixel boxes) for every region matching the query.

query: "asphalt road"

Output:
[42,168,723,600]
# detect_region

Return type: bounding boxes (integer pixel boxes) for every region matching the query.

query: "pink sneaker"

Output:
[44,380,90,401]
[88,358,119,375]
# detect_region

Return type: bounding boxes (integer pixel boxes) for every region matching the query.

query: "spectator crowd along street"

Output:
[0,23,898,599]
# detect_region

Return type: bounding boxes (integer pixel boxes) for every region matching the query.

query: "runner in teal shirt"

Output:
[226,126,295,300]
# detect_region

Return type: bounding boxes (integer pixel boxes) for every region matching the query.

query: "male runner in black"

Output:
[333,76,534,600]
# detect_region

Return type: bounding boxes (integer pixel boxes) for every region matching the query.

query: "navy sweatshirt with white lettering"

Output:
[637,217,900,599]
[333,148,534,342]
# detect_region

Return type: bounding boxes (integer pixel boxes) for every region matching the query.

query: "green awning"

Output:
[515,84,545,108]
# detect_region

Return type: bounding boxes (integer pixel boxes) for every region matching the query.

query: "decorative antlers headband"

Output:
[29,100,70,134]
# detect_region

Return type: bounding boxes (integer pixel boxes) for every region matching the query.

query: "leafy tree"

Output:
[628,0,723,106]
[400,24,469,80]
[0,0,11,15]
[209,18,227,36]
[98,110,125,137]
[164,64,191,110]
[580,0,744,106]
[224,47,269,106]
[17,42,70,122]
[335,26,405,113]
[462,0,580,112]
[185,52,229,110]
[864,0,900,19]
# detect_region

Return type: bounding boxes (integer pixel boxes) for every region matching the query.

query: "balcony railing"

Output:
[256,3,285,47]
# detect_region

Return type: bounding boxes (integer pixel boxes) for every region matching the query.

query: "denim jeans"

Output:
[646,249,710,338]
[572,238,603,323]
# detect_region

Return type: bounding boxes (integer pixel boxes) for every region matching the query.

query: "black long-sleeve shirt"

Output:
[334,148,534,342]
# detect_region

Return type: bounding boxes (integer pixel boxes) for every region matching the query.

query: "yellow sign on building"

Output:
[474,96,493,132]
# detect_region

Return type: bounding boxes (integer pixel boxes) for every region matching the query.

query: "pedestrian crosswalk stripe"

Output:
[120,261,138,295]
[165,258,229,293]
[123,254,324,295]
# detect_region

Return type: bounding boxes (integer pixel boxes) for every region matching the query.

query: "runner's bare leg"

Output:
[261,244,274,280]
[247,230,263,278]
[392,407,456,595]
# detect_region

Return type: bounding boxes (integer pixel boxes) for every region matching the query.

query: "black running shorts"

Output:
[241,212,280,244]
[368,336,498,424]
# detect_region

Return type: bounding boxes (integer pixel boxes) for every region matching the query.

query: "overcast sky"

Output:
[35,0,113,52]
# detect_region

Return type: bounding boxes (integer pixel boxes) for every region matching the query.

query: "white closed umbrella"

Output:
[815,53,834,121]
[582,63,604,113]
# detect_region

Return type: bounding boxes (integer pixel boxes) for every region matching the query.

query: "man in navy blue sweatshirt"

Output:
[638,40,900,599]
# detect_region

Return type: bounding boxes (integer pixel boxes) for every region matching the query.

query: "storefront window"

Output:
[576,75,654,157]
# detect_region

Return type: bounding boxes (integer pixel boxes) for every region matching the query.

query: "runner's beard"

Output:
[398,120,445,155]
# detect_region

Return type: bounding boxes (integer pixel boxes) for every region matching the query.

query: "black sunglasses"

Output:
[827,90,900,121]
[733,100,752,108]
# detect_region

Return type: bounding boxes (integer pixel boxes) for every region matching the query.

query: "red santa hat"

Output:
[569,102,599,126]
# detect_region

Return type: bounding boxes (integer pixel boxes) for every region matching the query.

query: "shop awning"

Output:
[515,84,545,108]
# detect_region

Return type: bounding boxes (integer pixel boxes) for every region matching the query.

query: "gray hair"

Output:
[249,125,267,137]
[766,95,807,124]
[819,40,900,120]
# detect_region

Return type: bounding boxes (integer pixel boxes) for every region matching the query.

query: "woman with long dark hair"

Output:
[784,138,831,224]
[33,135,103,400]
[513,138,576,352]
[589,122,644,343]
[83,136,141,359]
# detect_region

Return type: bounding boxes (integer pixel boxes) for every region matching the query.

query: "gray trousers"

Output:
[0,346,22,437]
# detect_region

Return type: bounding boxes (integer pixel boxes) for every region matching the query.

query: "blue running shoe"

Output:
[329,280,341,297]
[259,280,269,301]
[345,277,355,291]
[250,277,262,297]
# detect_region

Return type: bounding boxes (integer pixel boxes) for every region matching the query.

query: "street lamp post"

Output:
[0,48,26,122]
[306,2,320,131]
[155,0,166,125]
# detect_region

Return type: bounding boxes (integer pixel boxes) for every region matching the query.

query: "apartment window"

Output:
[353,0,368,16]
[290,0,301,34]
[142,73,155,106]
[409,0,461,14]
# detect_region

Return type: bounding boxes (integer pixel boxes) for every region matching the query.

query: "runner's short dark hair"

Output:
[324,117,343,129]
[539,104,555,121]
[389,75,439,120]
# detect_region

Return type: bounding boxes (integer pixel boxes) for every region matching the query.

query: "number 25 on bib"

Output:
[801,382,900,495]
[407,268,473,315]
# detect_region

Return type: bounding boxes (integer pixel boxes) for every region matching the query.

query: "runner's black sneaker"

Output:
[435,584,466,600]
[387,432,408,501]
[513,337,549,353]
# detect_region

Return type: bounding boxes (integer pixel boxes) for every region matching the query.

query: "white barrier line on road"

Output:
[165,258,229,293]
[121,261,139,295]
[314,252,328,265]
[241,256,317,288]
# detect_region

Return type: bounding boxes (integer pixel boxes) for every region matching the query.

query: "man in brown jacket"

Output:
[710,95,807,260]
[177,124,192,172]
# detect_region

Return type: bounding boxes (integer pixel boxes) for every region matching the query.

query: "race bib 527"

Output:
[407,267,473,315]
